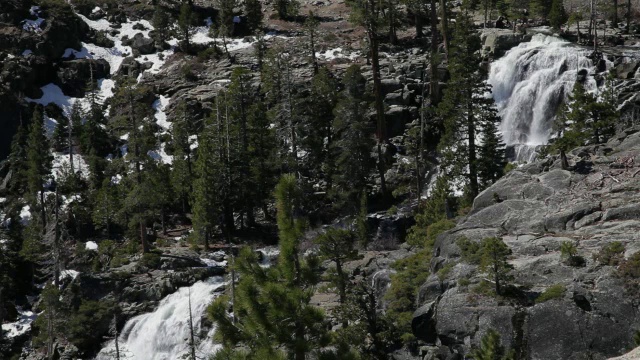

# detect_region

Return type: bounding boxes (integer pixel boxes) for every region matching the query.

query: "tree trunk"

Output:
[54,188,60,287]
[415,12,424,37]
[627,0,631,33]
[467,95,479,199]
[40,189,46,231]
[140,221,149,253]
[388,0,398,44]
[369,31,388,200]
[613,0,618,27]
[310,22,319,74]
[113,314,121,360]
[188,288,197,360]
[429,0,440,105]
[440,0,450,58]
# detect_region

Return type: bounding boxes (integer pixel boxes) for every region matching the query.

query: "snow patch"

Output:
[22,49,33,56]
[19,205,31,225]
[316,47,359,61]
[60,269,80,281]
[51,152,90,180]
[2,309,37,338]
[86,241,99,251]
[153,95,171,130]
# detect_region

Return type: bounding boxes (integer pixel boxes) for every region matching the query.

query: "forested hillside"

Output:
[1,0,640,359]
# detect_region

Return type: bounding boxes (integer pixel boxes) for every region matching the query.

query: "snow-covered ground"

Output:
[51,152,90,180]
[316,47,359,61]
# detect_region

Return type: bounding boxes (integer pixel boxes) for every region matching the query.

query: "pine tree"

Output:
[437,14,494,202]
[7,121,29,196]
[548,0,567,29]
[347,0,388,200]
[178,2,195,51]
[275,0,300,19]
[209,175,328,360]
[247,99,277,220]
[405,174,454,247]
[304,12,320,74]
[171,101,195,214]
[300,67,338,182]
[53,114,70,152]
[191,114,220,250]
[244,0,263,33]
[217,0,237,37]
[478,97,506,189]
[472,329,514,360]
[330,65,375,214]
[152,4,171,44]
[479,237,514,295]
[27,106,52,229]
[314,229,357,310]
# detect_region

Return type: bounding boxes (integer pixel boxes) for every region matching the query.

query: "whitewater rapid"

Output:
[488,34,598,162]
[95,277,225,360]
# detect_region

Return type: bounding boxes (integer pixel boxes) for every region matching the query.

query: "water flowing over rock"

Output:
[95,277,225,360]
[488,35,596,162]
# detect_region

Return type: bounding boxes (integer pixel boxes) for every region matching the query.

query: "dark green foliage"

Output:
[405,176,454,247]
[548,0,567,29]
[458,237,483,265]
[178,3,195,50]
[152,5,171,44]
[209,176,329,360]
[617,252,640,296]
[244,0,263,33]
[216,0,237,37]
[139,252,162,269]
[32,284,64,355]
[479,237,514,295]
[170,101,195,214]
[27,107,53,227]
[437,14,504,201]
[6,122,29,196]
[314,229,358,306]
[551,81,618,153]
[536,284,566,303]
[471,329,514,360]
[330,65,375,214]
[274,0,300,19]
[594,241,626,266]
[560,241,584,266]
[478,103,507,188]
[66,299,115,353]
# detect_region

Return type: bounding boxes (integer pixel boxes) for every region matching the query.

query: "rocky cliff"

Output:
[413,127,640,359]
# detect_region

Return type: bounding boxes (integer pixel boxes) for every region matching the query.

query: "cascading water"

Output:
[488,34,598,162]
[95,277,226,360]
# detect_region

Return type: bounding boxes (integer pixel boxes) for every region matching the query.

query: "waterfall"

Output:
[96,277,226,360]
[488,34,597,162]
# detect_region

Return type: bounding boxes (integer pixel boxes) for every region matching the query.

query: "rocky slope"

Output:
[412,128,640,359]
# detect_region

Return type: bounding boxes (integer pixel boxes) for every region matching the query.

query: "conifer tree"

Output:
[438,14,499,202]
[304,12,320,74]
[549,0,567,29]
[217,0,237,37]
[7,121,29,196]
[330,66,374,214]
[152,4,171,44]
[191,113,220,250]
[275,0,300,20]
[472,329,514,360]
[478,97,506,189]
[171,101,195,214]
[244,0,263,33]
[479,237,514,295]
[178,2,195,51]
[300,67,338,182]
[347,0,388,199]
[247,99,277,219]
[209,175,328,360]
[27,106,52,229]
[314,228,357,318]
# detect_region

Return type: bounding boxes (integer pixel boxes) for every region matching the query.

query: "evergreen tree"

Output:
[191,113,220,250]
[479,237,514,295]
[209,175,329,360]
[437,14,497,202]
[27,106,52,229]
[314,228,357,320]
[477,99,506,188]
[171,101,195,214]
[300,67,338,182]
[152,4,171,44]
[275,0,300,19]
[405,174,454,247]
[7,121,29,196]
[178,2,195,51]
[217,0,237,37]
[330,65,374,214]
[304,12,320,74]
[548,0,567,29]
[53,114,70,152]
[471,329,514,360]
[244,0,263,33]
[247,99,277,220]
[33,284,64,359]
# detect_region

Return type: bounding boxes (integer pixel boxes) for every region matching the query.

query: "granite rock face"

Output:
[413,127,640,359]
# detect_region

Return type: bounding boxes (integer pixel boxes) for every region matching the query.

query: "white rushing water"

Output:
[488,34,598,162]
[96,277,225,360]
